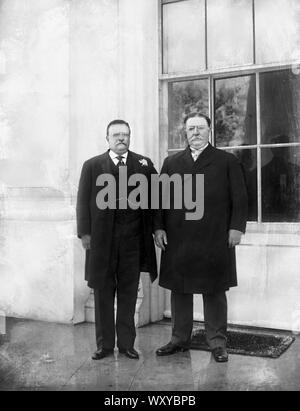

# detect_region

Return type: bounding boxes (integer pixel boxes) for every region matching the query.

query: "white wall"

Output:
[69,0,160,179]
[69,0,119,181]
[0,0,70,187]
[0,0,162,324]
[117,0,160,163]
[0,0,75,323]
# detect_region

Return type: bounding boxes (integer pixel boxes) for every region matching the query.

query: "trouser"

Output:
[94,220,141,351]
[171,290,228,350]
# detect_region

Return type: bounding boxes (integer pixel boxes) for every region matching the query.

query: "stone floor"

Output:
[0,318,300,391]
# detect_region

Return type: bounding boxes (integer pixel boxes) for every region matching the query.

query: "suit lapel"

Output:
[101,150,117,175]
[127,151,136,172]
[128,151,146,175]
[99,151,142,176]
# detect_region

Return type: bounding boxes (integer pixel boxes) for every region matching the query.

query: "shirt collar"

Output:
[190,143,209,154]
[109,150,129,163]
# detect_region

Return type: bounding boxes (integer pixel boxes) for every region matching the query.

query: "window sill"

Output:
[246,221,300,234]
[241,222,300,247]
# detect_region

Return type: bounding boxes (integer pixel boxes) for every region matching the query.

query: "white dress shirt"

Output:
[109,150,129,166]
[190,143,209,162]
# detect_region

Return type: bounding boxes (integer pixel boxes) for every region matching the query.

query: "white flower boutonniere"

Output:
[139,159,148,167]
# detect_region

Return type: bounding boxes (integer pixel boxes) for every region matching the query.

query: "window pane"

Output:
[226,148,258,221]
[163,0,206,74]
[260,70,300,144]
[207,0,254,69]
[256,0,300,64]
[261,147,300,222]
[215,75,257,147]
[168,80,209,149]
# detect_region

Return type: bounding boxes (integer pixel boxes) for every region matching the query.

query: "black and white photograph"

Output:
[0,0,300,394]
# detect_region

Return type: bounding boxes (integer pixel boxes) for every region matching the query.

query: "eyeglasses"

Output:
[110,133,130,139]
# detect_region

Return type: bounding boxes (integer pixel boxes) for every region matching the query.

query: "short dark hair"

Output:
[183,113,211,128]
[106,119,131,136]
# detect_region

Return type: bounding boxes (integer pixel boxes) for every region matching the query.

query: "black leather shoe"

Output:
[212,347,229,363]
[119,348,139,360]
[156,342,189,356]
[92,348,114,361]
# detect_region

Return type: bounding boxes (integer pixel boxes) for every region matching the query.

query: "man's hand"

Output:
[228,230,243,248]
[155,230,168,251]
[81,235,91,250]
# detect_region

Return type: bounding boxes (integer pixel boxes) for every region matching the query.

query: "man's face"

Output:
[186,116,210,150]
[107,124,131,155]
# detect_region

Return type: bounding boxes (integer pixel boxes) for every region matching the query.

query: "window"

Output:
[207,0,253,69]
[256,0,300,65]
[162,0,206,74]
[160,0,300,224]
[259,70,300,222]
[168,79,209,150]
[215,75,256,147]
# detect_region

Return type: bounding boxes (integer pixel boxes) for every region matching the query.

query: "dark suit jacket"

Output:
[154,144,248,294]
[76,150,158,289]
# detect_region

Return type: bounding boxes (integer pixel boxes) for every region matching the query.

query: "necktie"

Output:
[116,155,125,167]
[190,148,202,162]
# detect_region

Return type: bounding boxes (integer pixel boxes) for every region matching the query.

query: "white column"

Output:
[69,0,120,324]
[0,0,78,323]
[117,0,165,324]
[83,0,165,325]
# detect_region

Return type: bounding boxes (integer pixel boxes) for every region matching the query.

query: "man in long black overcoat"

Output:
[154,113,248,362]
[76,119,157,360]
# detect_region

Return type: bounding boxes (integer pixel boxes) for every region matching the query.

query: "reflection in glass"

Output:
[207,0,254,69]
[260,70,300,144]
[215,76,257,147]
[226,148,258,221]
[168,80,209,150]
[261,147,300,222]
[162,0,206,74]
[256,0,300,65]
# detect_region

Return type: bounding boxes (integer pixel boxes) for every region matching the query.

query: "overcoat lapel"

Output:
[193,144,214,172]
[179,144,215,173]
[179,147,194,171]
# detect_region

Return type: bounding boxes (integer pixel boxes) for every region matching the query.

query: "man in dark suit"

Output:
[76,119,157,360]
[154,113,248,363]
